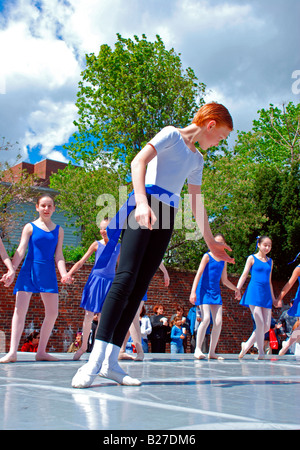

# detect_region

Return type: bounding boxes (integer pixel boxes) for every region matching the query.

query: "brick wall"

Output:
[0,261,296,354]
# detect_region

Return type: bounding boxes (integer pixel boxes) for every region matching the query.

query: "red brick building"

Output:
[0,261,295,354]
[2,159,68,187]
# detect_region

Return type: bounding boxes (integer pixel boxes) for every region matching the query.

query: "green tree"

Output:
[50,163,122,248]
[0,140,37,241]
[200,102,300,276]
[67,33,206,180]
[235,102,300,167]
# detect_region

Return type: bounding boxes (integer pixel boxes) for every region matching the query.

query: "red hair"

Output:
[192,102,233,130]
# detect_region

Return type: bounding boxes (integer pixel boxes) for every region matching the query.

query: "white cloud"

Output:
[0,0,81,163]
[0,0,299,165]
[24,99,77,156]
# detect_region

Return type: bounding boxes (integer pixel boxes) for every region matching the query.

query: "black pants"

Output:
[96,195,176,347]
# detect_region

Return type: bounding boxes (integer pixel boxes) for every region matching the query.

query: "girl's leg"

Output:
[119,301,144,361]
[128,301,144,360]
[239,307,271,359]
[208,305,223,359]
[279,323,300,356]
[239,329,257,358]
[36,293,59,361]
[72,197,174,388]
[248,306,269,358]
[0,291,32,363]
[73,310,94,360]
[194,304,211,359]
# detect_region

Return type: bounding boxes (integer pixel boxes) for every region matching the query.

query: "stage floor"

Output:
[0,352,299,430]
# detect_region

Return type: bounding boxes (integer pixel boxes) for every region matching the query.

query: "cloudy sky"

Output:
[0,0,299,165]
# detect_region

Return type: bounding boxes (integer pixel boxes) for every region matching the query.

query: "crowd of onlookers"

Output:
[20,301,300,356]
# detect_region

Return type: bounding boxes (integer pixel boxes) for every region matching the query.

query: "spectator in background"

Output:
[170,317,186,353]
[186,305,211,353]
[149,304,170,353]
[21,331,40,352]
[140,305,152,353]
[68,332,83,353]
[170,305,187,351]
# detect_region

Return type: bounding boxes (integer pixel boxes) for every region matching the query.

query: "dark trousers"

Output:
[96,196,175,347]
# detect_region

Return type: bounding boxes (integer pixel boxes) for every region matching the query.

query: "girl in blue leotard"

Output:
[66,218,121,361]
[190,233,241,360]
[0,195,72,363]
[237,236,275,359]
[275,259,300,355]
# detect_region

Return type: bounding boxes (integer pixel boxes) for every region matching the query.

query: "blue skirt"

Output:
[80,272,114,313]
[288,297,300,317]
[240,282,273,309]
[13,258,58,294]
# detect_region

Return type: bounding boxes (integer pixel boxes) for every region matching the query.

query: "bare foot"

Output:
[0,352,17,363]
[134,352,144,361]
[73,348,85,361]
[36,352,60,361]
[208,354,224,360]
[118,352,135,361]
[279,341,288,356]
[194,348,206,359]
[238,342,247,359]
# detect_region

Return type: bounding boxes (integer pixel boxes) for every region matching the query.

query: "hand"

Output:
[0,270,15,287]
[61,274,73,284]
[235,288,241,301]
[189,292,197,305]
[164,273,170,287]
[135,203,157,230]
[273,297,282,308]
[209,239,234,264]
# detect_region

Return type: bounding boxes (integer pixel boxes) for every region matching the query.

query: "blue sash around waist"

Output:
[94,184,178,269]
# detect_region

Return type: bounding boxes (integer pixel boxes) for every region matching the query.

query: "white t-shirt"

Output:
[145,126,204,196]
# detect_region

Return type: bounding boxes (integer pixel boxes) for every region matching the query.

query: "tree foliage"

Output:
[56,31,300,280]
[201,102,300,278]
[50,163,122,248]
[67,33,206,180]
[0,140,37,241]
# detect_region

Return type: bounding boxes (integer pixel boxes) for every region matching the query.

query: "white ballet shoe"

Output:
[99,367,141,385]
[71,362,101,388]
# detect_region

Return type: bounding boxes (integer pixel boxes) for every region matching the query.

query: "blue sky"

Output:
[0,0,299,166]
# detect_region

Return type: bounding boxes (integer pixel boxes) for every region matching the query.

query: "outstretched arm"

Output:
[189,253,209,305]
[0,238,15,287]
[236,255,254,293]
[221,262,241,300]
[55,227,72,284]
[67,241,98,277]
[188,184,234,264]
[275,266,300,308]
[159,262,170,287]
[131,144,158,230]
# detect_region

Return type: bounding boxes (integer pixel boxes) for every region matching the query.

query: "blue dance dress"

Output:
[13,223,60,294]
[196,253,225,305]
[287,266,300,317]
[240,255,273,309]
[80,241,121,313]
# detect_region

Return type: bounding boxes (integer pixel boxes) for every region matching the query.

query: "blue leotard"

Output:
[240,255,273,309]
[80,241,121,313]
[196,253,225,305]
[13,222,60,294]
[287,266,300,317]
